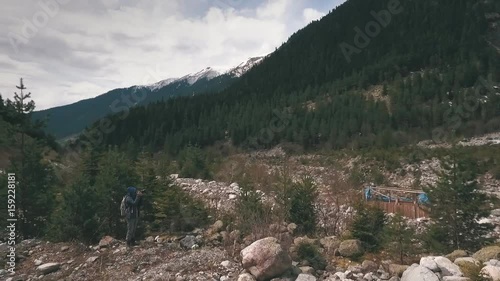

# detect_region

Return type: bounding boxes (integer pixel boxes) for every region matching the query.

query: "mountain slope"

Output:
[33,57,264,139]
[85,0,499,153]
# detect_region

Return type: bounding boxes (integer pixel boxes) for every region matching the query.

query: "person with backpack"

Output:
[121,186,143,246]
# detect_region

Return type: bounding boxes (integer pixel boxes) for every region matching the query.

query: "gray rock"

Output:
[338,239,364,258]
[319,236,340,251]
[481,265,500,281]
[446,250,468,261]
[180,235,200,249]
[221,260,231,268]
[295,273,316,281]
[454,257,480,267]
[362,260,379,273]
[86,256,99,263]
[401,264,440,281]
[238,273,257,281]
[299,266,315,275]
[434,256,463,277]
[473,246,500,263]
[36,263,61,275]
[487,259,500,267]
[389,264,409,277]
[287,223,297,234]
[364,272,375,280]
[98,236,116,248]
[442,277,470,281]
[241,237,292,281]
[491,209,500,217]
[420,257,440,272]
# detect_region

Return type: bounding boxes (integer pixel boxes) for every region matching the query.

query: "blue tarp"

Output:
[364,186,430,204]
[418,193,430,204]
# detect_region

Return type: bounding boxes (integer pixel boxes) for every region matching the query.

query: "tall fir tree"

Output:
[424,150,493,252]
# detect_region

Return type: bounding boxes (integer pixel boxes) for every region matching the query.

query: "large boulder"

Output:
[481,265,500,281]
[401,264,440,281]
[338,239,364,258]
[37,263,61,275]
[454,257,480,268]
[319,236,340,251]
[207,220,224,236]
[473,246,500,263]
[420,257,440,272]
[241,237,292,281]
[389,264,409,277]
[446,250,468,262]
[434,256,463,277]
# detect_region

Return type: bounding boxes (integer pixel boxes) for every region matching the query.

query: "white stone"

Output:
[434,256,463,277]
[296,273,317,281]
[442,277,470,281]
[481,265,500,281]
[36,263,61,275]
[221,260,231,268]
[237,273,256,281]
[401,264,440,281]
[86,256,99,263]
[420,257,440,272]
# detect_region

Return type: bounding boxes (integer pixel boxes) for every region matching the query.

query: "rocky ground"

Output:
[3,216,500,281]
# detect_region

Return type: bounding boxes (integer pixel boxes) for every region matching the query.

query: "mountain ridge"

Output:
[33,56,265,139]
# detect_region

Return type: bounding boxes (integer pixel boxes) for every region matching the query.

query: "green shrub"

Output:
[234,182,270,235]
[285,177,318,235]
[297,242,327,270]
[351,203,387,252]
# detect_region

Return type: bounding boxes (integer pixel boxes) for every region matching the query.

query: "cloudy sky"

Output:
[1,0,345,110]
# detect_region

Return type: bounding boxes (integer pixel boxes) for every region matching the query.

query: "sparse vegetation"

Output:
[296,242,327,270]
[350,203,387,252]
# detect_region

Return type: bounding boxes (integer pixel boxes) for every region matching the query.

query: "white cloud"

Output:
[303,8,326,23]
[0,0,341,110]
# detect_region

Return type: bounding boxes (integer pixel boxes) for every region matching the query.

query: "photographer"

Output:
[124,186,143,247]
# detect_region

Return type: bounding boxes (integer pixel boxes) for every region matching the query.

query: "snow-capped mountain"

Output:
[146,78,178,91]
[34,55,268,139]
[141,56,265,91]
[227,56,265,77]
[182,67,221,85]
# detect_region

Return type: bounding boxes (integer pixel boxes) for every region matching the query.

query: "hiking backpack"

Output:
[120,195,127,217]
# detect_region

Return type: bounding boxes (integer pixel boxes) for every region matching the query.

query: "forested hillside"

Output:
[33,72,238,139]
[82,0,500,154]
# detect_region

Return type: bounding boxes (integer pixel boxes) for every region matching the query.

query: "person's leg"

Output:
[126,217,135,246]
[130,216,138,245]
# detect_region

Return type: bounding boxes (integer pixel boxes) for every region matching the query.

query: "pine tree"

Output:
[384,214,416,264]
[7,79,56,238]
[351,203,387,252]
[424,150,493,252]
[94,148,138,239]
[48,174,100,243]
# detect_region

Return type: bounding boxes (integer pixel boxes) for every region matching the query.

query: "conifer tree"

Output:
[94,148,138,238]
[384,214,416,264]
[424,150,493,252]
